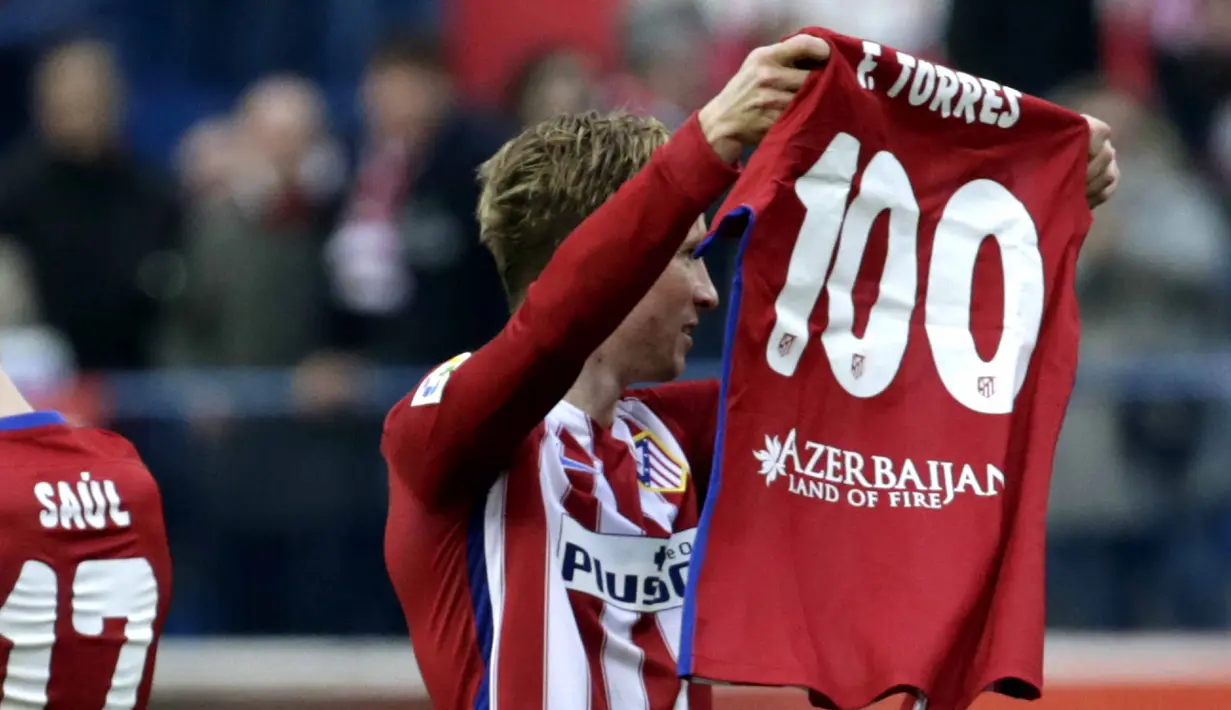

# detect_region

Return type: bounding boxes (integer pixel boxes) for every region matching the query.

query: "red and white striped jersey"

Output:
[482,393,713,709]
[386,379,720,710]
[381,113,739,710]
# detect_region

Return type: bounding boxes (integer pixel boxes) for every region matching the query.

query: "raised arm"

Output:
[382,35,833,510]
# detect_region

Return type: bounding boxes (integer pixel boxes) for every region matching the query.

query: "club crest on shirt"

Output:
[410,352,472,407]
[631,429,688,493]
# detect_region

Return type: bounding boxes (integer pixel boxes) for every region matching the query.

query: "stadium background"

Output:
[0,0,1230,706]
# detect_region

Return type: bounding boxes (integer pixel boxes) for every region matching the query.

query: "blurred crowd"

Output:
[0,0,1230,635]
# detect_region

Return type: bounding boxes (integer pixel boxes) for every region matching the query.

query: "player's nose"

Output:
[693,262,719,312]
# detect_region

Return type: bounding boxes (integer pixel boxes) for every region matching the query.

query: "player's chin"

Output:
[666,347,690,380]
[642,351,687,384]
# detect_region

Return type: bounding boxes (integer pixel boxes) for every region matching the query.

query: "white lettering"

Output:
[887,52,916,98]
[769,134,1044,413]
[56,482,85,530]
[754,429,1007,511]
[557,517,695,613]
[873,456,897,489]
[803,440,826,478]
[953,72,983,123]
[999,86,1023,128]
[929,65,960,118]
[861,53,1023,129]
[34,483,56,529]
[35,474,132,530]
[978,78,1005,125]
[907,60,937,107]
[844,450,870,488]
[857,41,882,90]
[823,445,843,483]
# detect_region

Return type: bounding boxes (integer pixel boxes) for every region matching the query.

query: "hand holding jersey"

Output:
[380,26,1119,710]
[698,34,832,163]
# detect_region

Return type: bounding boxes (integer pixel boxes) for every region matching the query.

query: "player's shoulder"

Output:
[622,379,719,437]
[626,379,720,411]
[407,352,474,409]
[0,417,164,537]
[383,352,476,459]
[4,419,155,487]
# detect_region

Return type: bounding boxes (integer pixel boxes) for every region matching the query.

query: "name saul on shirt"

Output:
[557,517,695,613]
[754,429,1004,511]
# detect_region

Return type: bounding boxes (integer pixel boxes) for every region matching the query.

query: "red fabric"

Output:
[445,0,620,103]
[381,113,736,710]
[1099,5,1157,100]
[680,28,1092,710]
[0,422,172,709]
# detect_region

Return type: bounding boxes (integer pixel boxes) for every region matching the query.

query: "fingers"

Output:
[760,88,798,112]
[768,34,831,67]
[1087,158,1120,208]
[768,66,812,92]
[1083,114,1112,156]
[753,35,825,91]
[1081,114,1118,208]
[1086,143,1113,184]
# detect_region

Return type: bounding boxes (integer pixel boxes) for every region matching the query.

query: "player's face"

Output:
[612,217,719,382]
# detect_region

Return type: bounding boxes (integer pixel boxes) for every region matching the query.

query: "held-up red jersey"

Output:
[679,29,1093,710]
[0,411,173,710]
[381,114,736,710]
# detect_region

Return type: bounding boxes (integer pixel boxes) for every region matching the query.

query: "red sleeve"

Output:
[382,114,740,510]
[633,379,721,499]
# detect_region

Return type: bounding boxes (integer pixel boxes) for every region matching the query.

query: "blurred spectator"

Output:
[160,75,345,369]
[697,0,947,55]
[1048,79,1231,629]
[945,0,1101,97]
[0,237,78,418]
[1125,0,1231,166]
[324,29,512,365]
[506,46,601,127]
[158,74,391,635]
[0,38,181,372]
[174,117,239,208]
[0,238,40,328]
[606,0,712,126]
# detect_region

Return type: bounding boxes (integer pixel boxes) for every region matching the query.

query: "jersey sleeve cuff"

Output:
[656,112,741,208]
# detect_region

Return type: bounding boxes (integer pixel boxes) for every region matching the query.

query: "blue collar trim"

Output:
[0,411,67,431]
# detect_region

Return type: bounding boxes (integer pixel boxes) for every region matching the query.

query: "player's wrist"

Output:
[698,102,742,164]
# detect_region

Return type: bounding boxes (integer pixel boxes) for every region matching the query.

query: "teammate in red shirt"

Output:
[0,366,172,710]
[381,33,1119,710]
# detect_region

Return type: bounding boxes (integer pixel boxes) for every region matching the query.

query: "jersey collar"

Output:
[0,411,67,431]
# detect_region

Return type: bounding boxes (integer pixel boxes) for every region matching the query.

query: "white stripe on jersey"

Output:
[594,461,650,710]
[602,604,649,710]
[655,607,684,671]
[615,403,689,675]
[483,477,509,710]
[537,401,691,710]
[541,433,591,709]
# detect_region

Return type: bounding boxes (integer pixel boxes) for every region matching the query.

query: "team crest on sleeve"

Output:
[411,352,472,407]
[631,429,689,493]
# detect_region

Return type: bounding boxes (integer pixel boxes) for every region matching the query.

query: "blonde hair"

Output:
[477,111,670,307]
